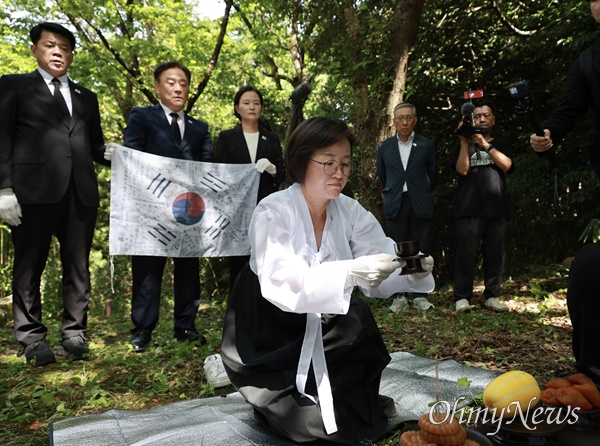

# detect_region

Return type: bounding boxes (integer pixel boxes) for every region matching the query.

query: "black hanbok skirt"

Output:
[221,263,395,444]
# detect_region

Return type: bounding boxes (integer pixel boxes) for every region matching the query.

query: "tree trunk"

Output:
[348,0,426,219]
[380,0,426,141]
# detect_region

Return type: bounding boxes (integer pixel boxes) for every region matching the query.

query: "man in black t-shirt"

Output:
[450,99,514,313]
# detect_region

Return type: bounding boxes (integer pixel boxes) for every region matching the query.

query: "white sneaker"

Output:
[485,297,509,312]
[413,297,434,310]
[389,295,409,312]
[203,354,231,388]
[455,299,471,313]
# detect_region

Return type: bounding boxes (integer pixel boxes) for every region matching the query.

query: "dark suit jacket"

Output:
[376,133,437,220]
[545,37,600,177]
[0,70,108,206]
[123,104,215,162]
[215,125,284,202]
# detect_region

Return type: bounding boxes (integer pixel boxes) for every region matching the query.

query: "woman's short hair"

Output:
[233,86,264,120]
[286,117,355,184]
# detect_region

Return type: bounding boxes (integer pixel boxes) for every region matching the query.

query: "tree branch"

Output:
[490,0,537,36]
[187,0,233,110]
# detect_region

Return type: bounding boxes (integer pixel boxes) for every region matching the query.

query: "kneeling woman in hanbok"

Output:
[221,117,435,444]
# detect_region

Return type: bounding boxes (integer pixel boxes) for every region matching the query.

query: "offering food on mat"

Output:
[566,373,594,385]
[573,383,600,408]
[399,413,480,446]
[482,370,540,418]
[541,373,600,410]
[545,377,571,389]
[555,386,593,411]
[540,388,561,406]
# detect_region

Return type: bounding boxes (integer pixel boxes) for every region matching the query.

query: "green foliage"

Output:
[579,218,600,243]
[0,265,574,446]
[405,0,600,282]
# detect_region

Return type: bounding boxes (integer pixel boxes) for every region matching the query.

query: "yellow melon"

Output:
[483,370,541,418]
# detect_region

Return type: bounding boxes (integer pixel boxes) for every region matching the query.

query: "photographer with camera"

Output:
[450,98,514,313]
[528,0,600,385]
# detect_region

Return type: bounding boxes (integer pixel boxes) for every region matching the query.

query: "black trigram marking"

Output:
[204,215,230,239]
[148,173,172,198]
[200,172,226,193]
[148,223,176,246]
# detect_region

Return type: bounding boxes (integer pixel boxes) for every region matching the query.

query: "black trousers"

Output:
[11,183,97,346]
[131,256,200,333]
[453,216,505,301]
[228,255,250,292]
[222,263,394,444]
[385,193,432,298]
[567,243,600,379]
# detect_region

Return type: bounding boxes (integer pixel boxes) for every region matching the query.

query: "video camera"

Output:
[456,89,488,137]
[507,80,543,135]
[507,80,559,169]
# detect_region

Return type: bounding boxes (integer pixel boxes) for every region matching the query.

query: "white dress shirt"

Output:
[160,103,185,139]
[397,132,415,193]
[38,68,72,115]
[243,131,259,162]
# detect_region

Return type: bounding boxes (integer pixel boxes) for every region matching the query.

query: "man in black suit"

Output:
[376,102,437,311]
[0,22,109,365]
[530,0,600,384]
[106,61,214,353]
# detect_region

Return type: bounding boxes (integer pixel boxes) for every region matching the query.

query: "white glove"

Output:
[0,188,22,226]
[103,142,120,161]
[408,254,434,280]
[347,253,405,288]
[255,158,277,175]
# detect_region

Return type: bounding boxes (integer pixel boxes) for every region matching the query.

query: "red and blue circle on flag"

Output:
[172,192,205,225]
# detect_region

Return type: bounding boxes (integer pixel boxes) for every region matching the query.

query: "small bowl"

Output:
[395,240,420,257]
[394,241,426,275]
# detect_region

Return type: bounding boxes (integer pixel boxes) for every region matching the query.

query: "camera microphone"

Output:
[461,102,474,116]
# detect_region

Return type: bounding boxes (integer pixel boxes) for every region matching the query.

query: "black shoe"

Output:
[56,335,90,359]
[131,329,152,353]
[19,339,56,366]
[174,329,207,344]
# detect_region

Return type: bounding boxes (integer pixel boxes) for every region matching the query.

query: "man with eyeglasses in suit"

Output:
[376,102,437,311]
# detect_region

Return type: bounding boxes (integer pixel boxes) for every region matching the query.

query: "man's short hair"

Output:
[393,102,417,117]
[472,98,496,114]
[30,22,76,51]
[154,61,192,84]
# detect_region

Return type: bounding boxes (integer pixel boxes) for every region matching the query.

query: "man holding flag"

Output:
[105,61,214,353]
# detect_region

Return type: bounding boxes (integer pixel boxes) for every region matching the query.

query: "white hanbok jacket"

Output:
[248,183,435,434]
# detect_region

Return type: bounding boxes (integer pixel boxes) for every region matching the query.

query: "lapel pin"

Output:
[262,135,267,140]
[75,89,81,94]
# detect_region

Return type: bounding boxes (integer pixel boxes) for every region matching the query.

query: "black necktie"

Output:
[170,112,181,145]
[51,77,71,121]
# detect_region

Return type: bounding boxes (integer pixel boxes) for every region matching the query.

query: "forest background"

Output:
[2,0,600,301]
[0,0,599,443]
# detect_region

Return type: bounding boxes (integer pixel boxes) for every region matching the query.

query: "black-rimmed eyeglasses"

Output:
[310,159,356,176]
